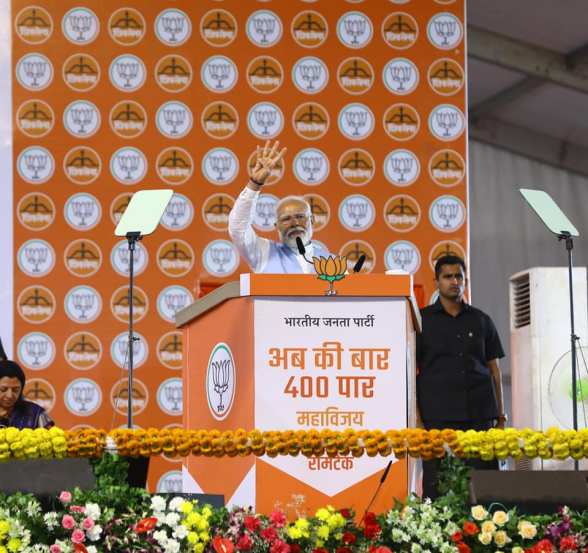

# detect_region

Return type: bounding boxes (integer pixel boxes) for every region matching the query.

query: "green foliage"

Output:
[434,455,472,515]
[72,454,150,515]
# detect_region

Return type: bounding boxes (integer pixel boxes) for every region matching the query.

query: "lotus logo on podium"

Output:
[313,256,347,296]
[206,343,236,421]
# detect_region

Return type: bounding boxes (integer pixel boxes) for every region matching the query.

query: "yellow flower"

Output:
[0,546,7,553]
[317,525,330,539]
[185,512,200,527]
[0,521,9,535]
[512,548,525,553]
[518,521,537,539]
[494,531,509,547]
[7,538,20,553]
[492,510,509,526]
[478,532,493,545]
[471,505,488,521]
[315,508,330,522]
[295,518,309,530]
[327,513,345,529]
[194,544,204,553]
[182,502,194,514]
[5,428,19,443]
[187,531,198,544]
[481,520,496,534]
[196,519,209,533]
[288,527,302,540]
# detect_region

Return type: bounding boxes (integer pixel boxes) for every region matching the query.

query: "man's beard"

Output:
[280,225,313,249]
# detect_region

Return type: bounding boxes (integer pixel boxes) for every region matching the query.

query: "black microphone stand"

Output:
[558,231,580,470]
[360,460,393,525]
[126,231,142,429]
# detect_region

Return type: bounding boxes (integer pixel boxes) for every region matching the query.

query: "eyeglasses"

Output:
[277,213,309,225]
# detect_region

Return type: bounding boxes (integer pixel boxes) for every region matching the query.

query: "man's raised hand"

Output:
[248,140,287,190]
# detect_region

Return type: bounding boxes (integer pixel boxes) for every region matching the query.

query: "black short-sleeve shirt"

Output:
[416,299,504,422]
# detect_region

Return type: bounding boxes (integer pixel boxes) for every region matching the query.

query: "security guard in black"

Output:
[416,256,506,499]
[416,300,504,422]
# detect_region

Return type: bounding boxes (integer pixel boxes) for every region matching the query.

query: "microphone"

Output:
[360,460,393,525]
[295,236,313,265]
[353,254,366,273]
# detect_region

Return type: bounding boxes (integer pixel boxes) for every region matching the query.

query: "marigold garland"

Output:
[0,427,587,462]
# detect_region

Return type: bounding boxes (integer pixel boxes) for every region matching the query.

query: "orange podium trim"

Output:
[240,273,413,297]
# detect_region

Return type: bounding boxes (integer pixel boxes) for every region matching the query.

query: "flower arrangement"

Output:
[0,504,33,552]
[0,491,586,553]
[381,499,460,552]
[1,427,588,462]
[41,491,105,553]
[452,503,588,553]
[98,495,213,552]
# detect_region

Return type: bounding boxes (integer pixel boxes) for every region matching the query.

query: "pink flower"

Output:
[59,491,72,504]
[50,545,63,553]
[82,517,94,530]
[71,529,86,544]
[269,511,287,528]
[69,505,86,514]
[62,515,76,530]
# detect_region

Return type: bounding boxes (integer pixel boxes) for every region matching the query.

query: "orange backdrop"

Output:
[12,0,467,490]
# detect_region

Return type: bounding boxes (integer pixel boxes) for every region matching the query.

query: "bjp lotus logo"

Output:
[313,255,347,296]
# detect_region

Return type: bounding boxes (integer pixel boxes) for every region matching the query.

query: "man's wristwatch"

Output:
[497,413,508,422]
[249,177,265,187]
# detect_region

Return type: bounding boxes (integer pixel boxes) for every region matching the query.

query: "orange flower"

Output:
[135,516,157,534]
[463,521,479,536]
[212,536,234,553]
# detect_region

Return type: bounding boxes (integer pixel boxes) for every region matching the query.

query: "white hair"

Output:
[275,195,311,217]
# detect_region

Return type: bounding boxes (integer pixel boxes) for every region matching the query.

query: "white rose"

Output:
[471,505,488,521]
[492,511,509,526]
[87,547,98,553]
[478,532,493,545]
[518,521,537,540]
[86,524,102,542]
[481,520,496,534]
[85,503,101,520]
[494,530,509,547]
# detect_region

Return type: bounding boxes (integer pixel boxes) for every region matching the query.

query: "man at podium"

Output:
[229,141,331,273]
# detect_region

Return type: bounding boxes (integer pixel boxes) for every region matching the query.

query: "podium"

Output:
[176,273,421,515]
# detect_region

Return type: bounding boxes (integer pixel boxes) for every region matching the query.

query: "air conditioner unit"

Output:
[510,267,588,470]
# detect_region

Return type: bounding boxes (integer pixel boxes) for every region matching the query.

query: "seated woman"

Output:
[0,359,54,429]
